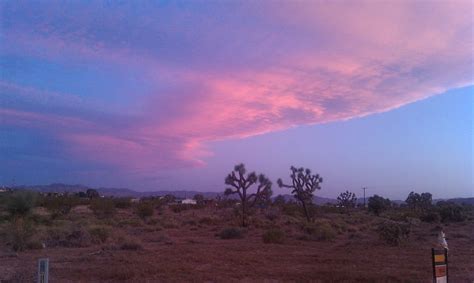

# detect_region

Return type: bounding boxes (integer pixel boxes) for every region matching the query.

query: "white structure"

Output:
[181,199,197,205]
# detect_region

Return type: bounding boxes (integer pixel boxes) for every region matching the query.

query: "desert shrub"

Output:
[113,198,132,209]
[198,216,217,225]
[26,239,44,250]
[331,219,349,234]
[146,233,173,244]
[377,220,410,246]
[42,196,76,218]
[368,195,391,216]
[262,228,285,244]
[90,198,116,219]
[6,191,37,217]
[265,208,280,222]
[135,201,154,220]
[272,195,286,206]
[219,227,244,239]
[7,217,35,251]
[385,210,418,222]
[46,226,91,248]
[146,218,160,225]
[170,204,192,213]
[160,218,178,229]
[437,202,467,222]
[117,219,142,228]
[27,213,52,226]
[89,226,111,244]
[120,238,143,250]
[282,203,301,217]
[302,221,337,241]
[420,211,441,223]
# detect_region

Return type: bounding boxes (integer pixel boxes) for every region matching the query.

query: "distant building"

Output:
[181,199,197,205]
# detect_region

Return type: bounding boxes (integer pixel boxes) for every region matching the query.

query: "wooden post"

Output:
[38,258,49,283]
[432,248,448,283]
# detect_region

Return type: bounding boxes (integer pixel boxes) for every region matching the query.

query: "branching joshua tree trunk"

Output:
[224,164,272,227]
[278,166,322,222]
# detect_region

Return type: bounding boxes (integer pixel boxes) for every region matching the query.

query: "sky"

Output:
[0,1,472,199]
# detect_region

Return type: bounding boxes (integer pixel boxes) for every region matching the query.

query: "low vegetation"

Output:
[219,227,244,239]
[0,175,473,281]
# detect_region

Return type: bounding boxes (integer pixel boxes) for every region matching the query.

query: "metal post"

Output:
[362,187,367,208]
[38,258,49,283]
[445,248,448,283]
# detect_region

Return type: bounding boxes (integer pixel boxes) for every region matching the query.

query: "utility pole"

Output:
[362,187,367,208]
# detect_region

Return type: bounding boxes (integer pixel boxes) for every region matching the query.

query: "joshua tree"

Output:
[277,166,323,222]
[224,163,272,227]
[337,190,357,209]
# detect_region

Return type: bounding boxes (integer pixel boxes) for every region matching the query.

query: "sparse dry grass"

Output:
[0,202,473,282]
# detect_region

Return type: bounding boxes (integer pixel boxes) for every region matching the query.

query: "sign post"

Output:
[432,248,448,283]
[38,258,49,283]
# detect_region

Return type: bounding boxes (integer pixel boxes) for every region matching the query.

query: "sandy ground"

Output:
[1,207,473,282]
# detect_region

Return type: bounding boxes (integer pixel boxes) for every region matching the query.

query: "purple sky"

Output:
[1,1,473,198]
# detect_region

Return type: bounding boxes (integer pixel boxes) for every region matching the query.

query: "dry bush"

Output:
[90,198,116,219]
[89,225,111,244]
[300,221,337,241]
[419,211,441,223]
[437,202,467,222]
[377,220,410,246]
[6,191,37,217]
[198,216,218,225]
[46,225,91,248]
[264,208,280,222]
[7,217,35,251]
[146,233,174,245]
[41,196,77,218]
[113,197,132,209]
[281,203,301,217]
[119,236,143,250]
[135,201,154,220]
[170,204,192,213]
[219,227,244,239]
[117,219,142,228]
[262,228,285,244]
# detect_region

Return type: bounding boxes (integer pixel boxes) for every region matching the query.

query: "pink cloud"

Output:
[1,1,472,177]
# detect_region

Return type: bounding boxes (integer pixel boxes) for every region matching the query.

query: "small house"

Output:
[181,199,197,205]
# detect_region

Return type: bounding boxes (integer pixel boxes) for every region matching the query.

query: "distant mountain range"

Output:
[10,183,474,205]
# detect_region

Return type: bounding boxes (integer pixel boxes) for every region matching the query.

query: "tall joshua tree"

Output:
[224,163,272,227]
[278,166,323,222]
[337,190,357,209]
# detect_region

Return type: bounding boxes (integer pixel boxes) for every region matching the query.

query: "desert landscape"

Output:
[0,182,473,282]
[1,1,473,282]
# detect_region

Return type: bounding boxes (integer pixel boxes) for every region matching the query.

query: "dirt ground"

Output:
[1,205,473,282]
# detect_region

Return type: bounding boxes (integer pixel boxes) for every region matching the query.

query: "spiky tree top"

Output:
[277,166,322,204]
[224,163,272,207]
[337,190,357,208]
